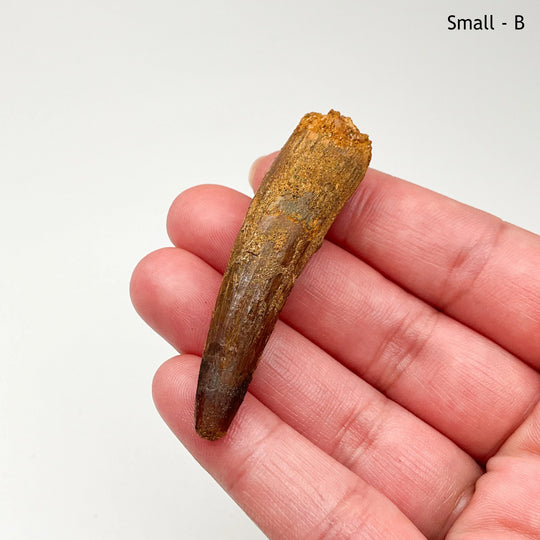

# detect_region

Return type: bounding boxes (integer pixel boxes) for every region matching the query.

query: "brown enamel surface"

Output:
[195,110,372,440]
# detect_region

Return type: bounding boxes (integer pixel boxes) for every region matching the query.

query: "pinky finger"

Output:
[153,355,424,539]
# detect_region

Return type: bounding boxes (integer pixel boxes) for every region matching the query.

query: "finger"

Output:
[130,246,215,353]
[248,152,279,191]
[162,185,540,460]
[132,246,481,536]
[153,355,425,540]
[248,152,278,188]
[448,401,540,538]
[250,156,540,367]
[496,400,540,460]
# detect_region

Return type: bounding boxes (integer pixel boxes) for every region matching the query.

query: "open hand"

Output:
[131,155,540,539]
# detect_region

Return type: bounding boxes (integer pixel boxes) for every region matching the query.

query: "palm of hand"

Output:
[131,156,540,539]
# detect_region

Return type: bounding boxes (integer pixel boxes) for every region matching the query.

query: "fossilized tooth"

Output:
[195,110,372,440]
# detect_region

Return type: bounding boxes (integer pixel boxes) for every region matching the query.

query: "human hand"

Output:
[130,154,540,539]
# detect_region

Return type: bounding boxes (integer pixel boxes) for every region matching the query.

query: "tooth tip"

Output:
[195,422,227,441]
[195,357,252,441]
[195,387,239,441]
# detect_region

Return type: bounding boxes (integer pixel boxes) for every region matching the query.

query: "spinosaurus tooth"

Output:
[195,110,372,441]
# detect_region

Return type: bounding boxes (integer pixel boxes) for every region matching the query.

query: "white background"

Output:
[1,1,538,538]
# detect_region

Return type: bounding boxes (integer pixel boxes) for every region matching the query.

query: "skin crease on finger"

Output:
[447,400,540,538]
[163,183,540,462]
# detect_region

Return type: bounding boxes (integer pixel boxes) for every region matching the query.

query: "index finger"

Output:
[250,156,540,367]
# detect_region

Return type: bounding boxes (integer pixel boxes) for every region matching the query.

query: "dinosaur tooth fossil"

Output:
[195,110,372,440]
